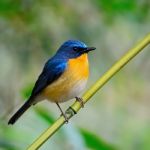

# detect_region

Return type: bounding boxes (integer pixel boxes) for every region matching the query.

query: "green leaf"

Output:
[35,107,55,124]
[79,128,116,150]
[21,83,34,100]
[0,139,17,150]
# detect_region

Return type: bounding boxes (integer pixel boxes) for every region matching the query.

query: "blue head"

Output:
[56,40,96,59]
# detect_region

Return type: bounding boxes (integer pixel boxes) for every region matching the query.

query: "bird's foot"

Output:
[56,102,68,123]
[60,112,69,124]
[75,97,84,108]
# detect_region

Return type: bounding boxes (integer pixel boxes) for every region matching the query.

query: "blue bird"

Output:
[8,40,96,124]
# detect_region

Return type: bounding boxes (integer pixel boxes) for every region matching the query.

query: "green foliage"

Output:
[0,139,17,150]
[0,0,34,22]
[94,0,149,23]
[0,0,21,16]
[35,107,55,124]
[79,128,116,150]
[21,83,34,100]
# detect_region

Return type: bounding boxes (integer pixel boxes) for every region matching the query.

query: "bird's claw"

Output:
[75,97,84,108]
[60,113,69,124]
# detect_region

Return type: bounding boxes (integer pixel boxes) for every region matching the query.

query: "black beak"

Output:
[84,47,96,53]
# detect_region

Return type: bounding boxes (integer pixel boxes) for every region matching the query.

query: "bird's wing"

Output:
[29,58,67,102]
[8,58,67,124]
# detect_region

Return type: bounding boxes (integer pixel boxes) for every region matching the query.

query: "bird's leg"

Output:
[75,97,84,108]
[56,102,68,123]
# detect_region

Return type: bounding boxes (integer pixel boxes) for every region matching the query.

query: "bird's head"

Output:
[56,40,96,59]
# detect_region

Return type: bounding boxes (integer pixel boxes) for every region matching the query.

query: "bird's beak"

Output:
[84,47,96,53]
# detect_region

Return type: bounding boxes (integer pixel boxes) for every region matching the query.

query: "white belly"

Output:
[60,79,87,103]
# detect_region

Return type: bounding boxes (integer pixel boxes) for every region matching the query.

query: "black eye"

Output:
[73,47,78,51]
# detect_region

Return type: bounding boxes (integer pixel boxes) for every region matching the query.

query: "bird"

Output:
[8,40,96,124]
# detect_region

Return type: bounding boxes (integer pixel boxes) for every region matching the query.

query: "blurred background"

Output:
[0,0,150,150]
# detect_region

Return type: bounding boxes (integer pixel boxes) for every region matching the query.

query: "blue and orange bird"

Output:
[8,40,96,124]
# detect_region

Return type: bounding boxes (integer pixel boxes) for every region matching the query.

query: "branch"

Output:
[27,34,150,150]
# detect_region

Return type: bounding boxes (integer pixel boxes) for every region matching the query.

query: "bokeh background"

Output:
[0,0,150,150]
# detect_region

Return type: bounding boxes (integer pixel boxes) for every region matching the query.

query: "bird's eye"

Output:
[73,47,78,51]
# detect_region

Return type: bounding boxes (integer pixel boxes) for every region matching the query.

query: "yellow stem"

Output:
[27,34,150,150]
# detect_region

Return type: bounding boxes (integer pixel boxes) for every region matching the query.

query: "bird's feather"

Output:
[8,58,67,124]
[41,54,89,103]
[29,58,67,102]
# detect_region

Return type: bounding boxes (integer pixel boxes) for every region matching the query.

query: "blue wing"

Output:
[29,58,67,101]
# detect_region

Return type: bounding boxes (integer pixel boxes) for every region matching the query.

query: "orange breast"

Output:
[68,53,89,78]
[41,54,89,102]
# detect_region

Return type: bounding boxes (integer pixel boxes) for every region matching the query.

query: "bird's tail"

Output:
[8,99,32,125]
